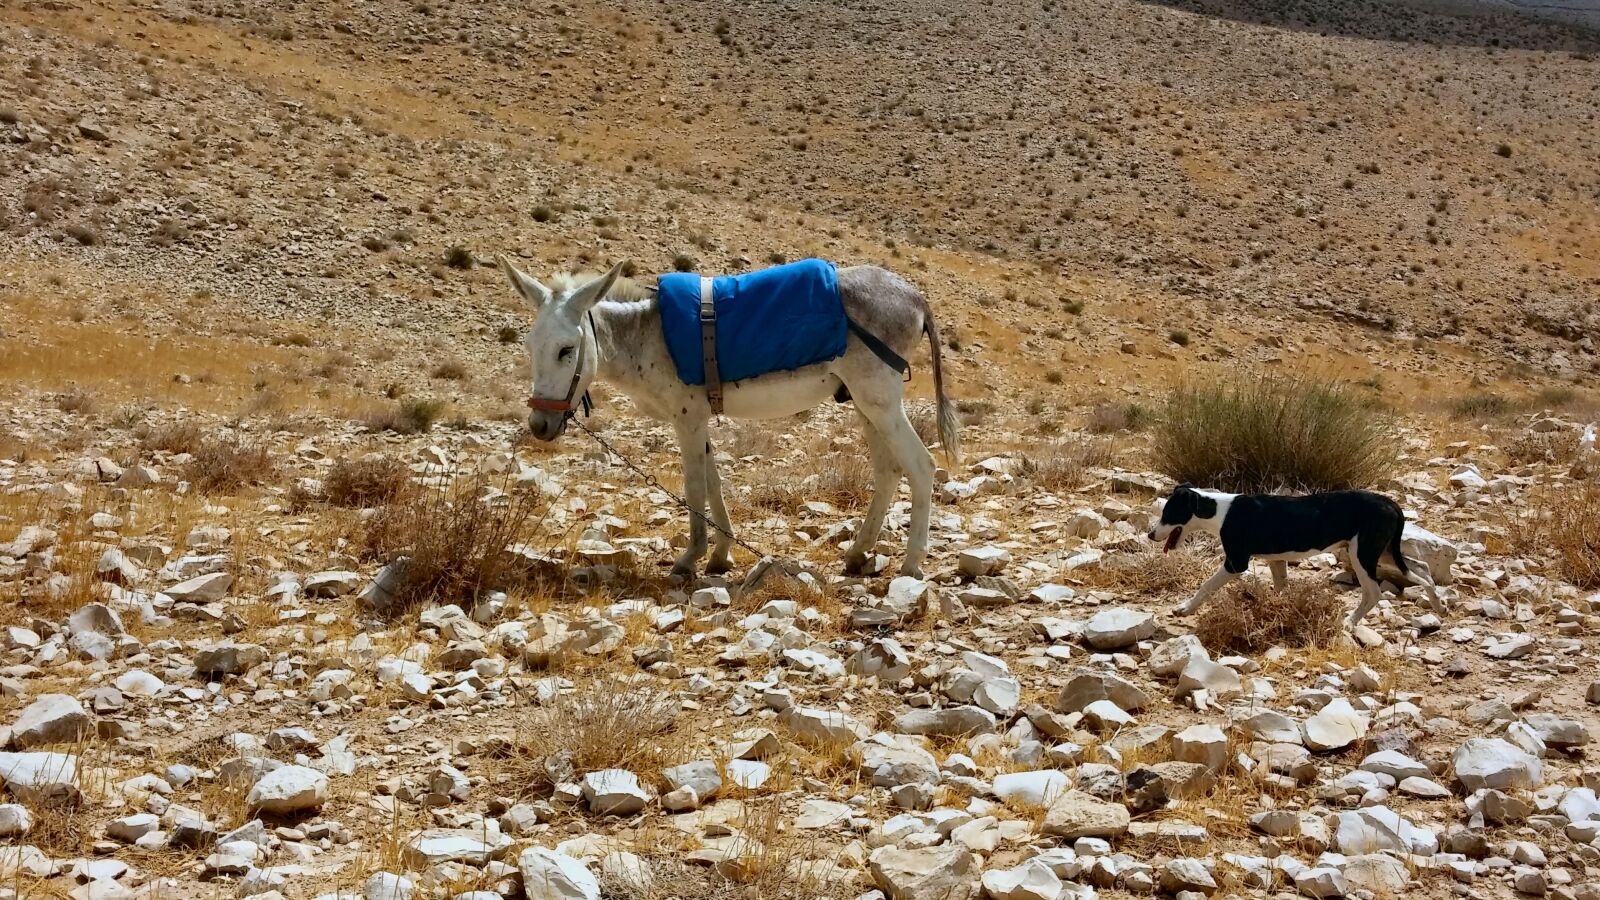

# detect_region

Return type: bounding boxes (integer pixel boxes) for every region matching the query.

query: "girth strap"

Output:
[847,318,910,376]
[699,277,724,416]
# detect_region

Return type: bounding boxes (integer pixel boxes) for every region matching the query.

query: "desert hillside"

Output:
[2,0,1600,898]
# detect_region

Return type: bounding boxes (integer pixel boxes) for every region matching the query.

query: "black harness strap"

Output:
[847,317,910,376]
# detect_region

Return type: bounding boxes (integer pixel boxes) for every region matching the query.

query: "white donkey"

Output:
[498,257,960,579]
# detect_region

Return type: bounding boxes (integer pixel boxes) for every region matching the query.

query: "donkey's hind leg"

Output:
[852,388,935,577]
[843,414,901,575]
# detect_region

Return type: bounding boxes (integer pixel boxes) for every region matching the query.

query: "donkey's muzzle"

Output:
[528,410,568,442]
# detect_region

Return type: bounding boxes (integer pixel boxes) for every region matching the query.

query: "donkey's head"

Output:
[498,257,624,441]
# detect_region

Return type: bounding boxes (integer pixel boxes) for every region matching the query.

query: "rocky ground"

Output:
[4,0,1600,898]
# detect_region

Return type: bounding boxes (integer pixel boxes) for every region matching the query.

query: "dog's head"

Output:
[1147,483,1219,552]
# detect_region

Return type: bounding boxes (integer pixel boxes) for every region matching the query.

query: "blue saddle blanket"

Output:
[658,258,847,386]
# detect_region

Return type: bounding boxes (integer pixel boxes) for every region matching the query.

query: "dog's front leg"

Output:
[1269,559,1288,591]
[1176,563,1240,616]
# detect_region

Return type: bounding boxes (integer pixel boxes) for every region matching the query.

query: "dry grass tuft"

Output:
[1194,576,1343,655]
[324,456,413,508]
[1504,429,1581,466]
[363,398,445,435]
[613,801,858,899]
[1085,400,1151,434]
[1511,481,1600,589]
[1153,375,1396,493]
[361,474,548,613]
[501,680,678,795]
[746,453,872,513]
[1080,549,1212,594]
[184,439,277,493]
[1018,437,1112,492]
[139,421,205,454]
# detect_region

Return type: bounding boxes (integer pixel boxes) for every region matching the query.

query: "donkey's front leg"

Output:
[671,421,711,579]
[702,438,736,575]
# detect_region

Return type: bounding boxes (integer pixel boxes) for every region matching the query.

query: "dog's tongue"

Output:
[1163,527,1182,554]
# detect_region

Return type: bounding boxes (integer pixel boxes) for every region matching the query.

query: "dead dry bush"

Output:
[612,801,858,899]
[1085,400,1151,434]
[1511,481,1600,589]
[501,681,678,795]
[1018,437,1112,492]
[138,421,204,454]
[184,439,277,493]
[1080,549,1212,594]
[324,456,412,508]
[1154,375,1395,493]
[1194,576,1343,655]
[1503,430,1580,466]
[361,475,547,612]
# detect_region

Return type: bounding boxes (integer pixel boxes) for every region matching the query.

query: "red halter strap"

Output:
[525,312,595,418]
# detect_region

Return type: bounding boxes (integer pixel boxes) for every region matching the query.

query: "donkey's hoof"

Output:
[842,553,869,576]
[897,562,925,579]
[706,555,735,576]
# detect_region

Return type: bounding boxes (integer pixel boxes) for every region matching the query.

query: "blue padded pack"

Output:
[657,258,847,386]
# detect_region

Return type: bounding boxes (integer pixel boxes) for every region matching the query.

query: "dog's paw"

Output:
[1172,602,1199,617]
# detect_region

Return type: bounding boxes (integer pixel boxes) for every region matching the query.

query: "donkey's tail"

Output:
[921,311,961,469]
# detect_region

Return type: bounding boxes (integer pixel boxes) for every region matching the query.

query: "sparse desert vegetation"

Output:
[1,0,1599,897]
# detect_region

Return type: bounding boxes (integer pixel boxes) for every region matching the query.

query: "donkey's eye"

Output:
[557,346,575,362]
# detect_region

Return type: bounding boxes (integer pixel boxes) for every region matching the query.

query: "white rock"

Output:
[162,571,233,603]
[114,670,164,697]
[1453,738,1543,791]
[1302,698,1368,752]
[993,770,1070,808]
[1149,634,1209,677]
[958,546,1010,577]
[1082,607,1156,650]
[786,706,869,747]
[868,845,978,900]
[0,804,31,837]
[1172,724,1229,773]
[981,858,1062,900]
[581,769,652,816]
[1334,807,1438,855]
[518,847,600,900]
[246,765,329,814]
[10,694,93,749]
[1359,750,1429,781]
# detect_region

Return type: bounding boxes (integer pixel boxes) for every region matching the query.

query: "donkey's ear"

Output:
[563,261,626,317]
[498,255,553,310]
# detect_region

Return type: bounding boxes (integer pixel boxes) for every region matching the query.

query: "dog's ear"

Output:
[1176,482,1194,491]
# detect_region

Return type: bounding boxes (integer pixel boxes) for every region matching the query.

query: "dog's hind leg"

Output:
[1346,534,1385,630]
[1405,555,1447,615]
[1176,563,1240,617]
[1269,560,1288,591]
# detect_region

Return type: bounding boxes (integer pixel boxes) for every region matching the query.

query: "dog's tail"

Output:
[922,313,961,469]
[1388,513,1411,577]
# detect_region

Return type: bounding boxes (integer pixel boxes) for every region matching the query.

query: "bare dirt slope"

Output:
[3,1,1600,900]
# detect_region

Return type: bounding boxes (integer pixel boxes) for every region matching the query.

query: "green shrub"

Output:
[1152,375,1396,493]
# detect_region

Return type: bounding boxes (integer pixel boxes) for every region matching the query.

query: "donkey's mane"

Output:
[551,270,655,303]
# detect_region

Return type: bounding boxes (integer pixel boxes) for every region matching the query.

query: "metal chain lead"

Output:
[569,418,771,563]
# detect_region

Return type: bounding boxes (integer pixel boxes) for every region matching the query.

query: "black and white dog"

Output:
[1148,484,1445,630]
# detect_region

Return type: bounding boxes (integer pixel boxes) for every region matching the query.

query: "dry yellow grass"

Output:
[1512,480,1600,589]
